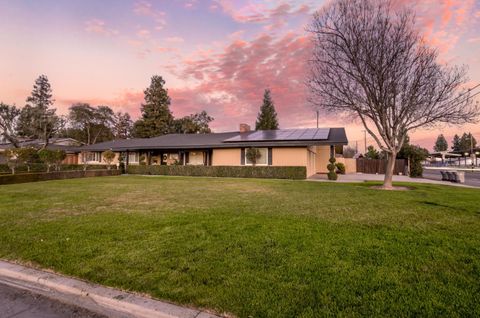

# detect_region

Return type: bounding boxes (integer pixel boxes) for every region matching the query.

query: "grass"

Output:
[0,175,479,317]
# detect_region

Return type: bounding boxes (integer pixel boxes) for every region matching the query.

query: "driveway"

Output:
[0,282,104,318]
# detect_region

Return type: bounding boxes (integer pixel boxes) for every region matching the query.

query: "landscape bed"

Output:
[0,175,479,317]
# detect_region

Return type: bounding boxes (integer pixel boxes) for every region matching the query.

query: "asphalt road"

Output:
[423,169,480,188]
[0,283,105,318]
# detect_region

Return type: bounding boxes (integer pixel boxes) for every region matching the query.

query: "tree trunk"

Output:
[383,152,396,189]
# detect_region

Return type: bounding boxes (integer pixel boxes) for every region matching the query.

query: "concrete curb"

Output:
[0,260,221,318]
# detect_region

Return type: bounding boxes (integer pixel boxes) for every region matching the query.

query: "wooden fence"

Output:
[356,159,407,175]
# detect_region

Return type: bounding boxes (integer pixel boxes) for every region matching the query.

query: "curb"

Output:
[0,260,221,318]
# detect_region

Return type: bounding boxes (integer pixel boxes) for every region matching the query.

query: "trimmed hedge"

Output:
[127,165,307,180]
[0,170,121,185]
[0,164,112,174]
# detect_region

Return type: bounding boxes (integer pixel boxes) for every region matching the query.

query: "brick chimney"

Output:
[239,123,251,133]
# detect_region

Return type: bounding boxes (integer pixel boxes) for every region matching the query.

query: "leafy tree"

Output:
[397,139,429,177]
[102,150,116,169]
[17,75,62,146]
[459,133,477,153]
[15,147,39,172]
[53,150,66,171]
[172,111,214,134]
[67,103,115,144]
[133,76,173,138]
[433,134,448,152]
[38,149,57,172]
[365,145,379,159]
[452,134,461,152]
[308,0,479,188]
[255,89,279,130]
[246,148,262,166]
[4,149,19,174]
[0,103,21,147]
[113,112,133,139]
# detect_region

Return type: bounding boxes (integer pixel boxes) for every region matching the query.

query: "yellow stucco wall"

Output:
[336,157,357,174]
[315,146,331,173]
[212,148,241,166]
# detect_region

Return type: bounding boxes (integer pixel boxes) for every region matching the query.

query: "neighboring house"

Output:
[79,125,348,177]
[0,138,83,164]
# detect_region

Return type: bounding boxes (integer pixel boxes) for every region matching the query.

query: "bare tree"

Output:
[307,0,479,189]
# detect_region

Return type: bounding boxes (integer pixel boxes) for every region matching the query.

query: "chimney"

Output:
[239,123,251,133]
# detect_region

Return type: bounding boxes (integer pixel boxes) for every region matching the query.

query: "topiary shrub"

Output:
[327,157,337,180]
[335,162,346,174]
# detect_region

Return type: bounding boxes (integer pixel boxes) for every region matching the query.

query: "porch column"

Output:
[329,145,335,160]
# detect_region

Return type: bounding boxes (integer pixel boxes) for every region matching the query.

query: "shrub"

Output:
[127,165,306,180]
[246,148,262,166]
[335,162,346,174]
[327,157,337,180]
[0,169,121,185]
[38,149,57,172]
[102,150,116,169]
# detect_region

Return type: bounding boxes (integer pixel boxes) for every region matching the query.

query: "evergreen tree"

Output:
[133,76,173,137]
[17,75,61,146]
[255,89,279,130]
[433,134,448,152]
[452,134,461,152]
[459,132,477,153]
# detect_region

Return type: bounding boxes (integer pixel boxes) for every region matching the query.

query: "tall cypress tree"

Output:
[133,76,174,138]
[452,134,461,152]
[255,89,279,130]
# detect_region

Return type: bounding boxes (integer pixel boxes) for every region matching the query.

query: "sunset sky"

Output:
[0,0,479,151]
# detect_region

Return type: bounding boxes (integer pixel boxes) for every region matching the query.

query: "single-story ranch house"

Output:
[79,125,348,177]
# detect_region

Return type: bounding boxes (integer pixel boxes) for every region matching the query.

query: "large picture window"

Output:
[245,148,268,165]
[86,152,101,162]
[128,152,139,163]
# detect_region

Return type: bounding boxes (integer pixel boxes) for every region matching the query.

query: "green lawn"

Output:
[0,176,479,317]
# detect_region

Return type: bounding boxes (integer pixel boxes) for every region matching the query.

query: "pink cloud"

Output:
[165,36,185,43]
[133,0,166,30]
[136,29,151,39]
[84,19,118,36]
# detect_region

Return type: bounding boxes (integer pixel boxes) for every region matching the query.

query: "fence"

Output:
[356,159,407,175]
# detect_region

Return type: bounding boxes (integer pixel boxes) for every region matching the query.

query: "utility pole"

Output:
[316,110,319,128]
[355,140,358,154]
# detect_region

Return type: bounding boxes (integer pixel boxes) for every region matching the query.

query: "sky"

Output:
[0,0,479,152]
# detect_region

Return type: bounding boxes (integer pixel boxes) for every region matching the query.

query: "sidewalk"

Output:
[308,173,478,188]
[0,260,221,318]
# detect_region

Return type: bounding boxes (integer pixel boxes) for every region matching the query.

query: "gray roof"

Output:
[80,128,348,152]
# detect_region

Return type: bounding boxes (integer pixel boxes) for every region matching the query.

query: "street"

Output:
[0,283,104,318]
[423,169,480,188]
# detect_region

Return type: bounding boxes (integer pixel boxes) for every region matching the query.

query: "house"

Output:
[79,125,348,177]
[0,138,83,164]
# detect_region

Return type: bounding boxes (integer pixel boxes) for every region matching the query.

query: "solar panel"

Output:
[223,128,330,142]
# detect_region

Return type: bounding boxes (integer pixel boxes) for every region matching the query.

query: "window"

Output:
[128,152,139,163]
[86,152,101,162]
[245,148,268,165]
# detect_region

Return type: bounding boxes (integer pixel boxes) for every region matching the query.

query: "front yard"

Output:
[0,176,479,317]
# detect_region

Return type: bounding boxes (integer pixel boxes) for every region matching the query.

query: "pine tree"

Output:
[255,89,279,130]
[133,76,173,138]
[17,75,61,147]
[459,132,477,153]
[452,134,461,152]
[433,134,448,152]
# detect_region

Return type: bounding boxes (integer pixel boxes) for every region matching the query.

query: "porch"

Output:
[125,149,213,166]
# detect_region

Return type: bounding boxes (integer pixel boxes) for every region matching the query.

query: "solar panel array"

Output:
[223,128,330,142]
